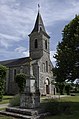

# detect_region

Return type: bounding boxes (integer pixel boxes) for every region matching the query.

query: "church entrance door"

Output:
[46,85,49,94]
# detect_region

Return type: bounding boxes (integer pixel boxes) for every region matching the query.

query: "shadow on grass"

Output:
[40,98,79,117]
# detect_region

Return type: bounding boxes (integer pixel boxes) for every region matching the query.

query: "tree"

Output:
[54,15,79,83]
[15,73,27,93]
[0,65,7,101]
[65,83,71,95]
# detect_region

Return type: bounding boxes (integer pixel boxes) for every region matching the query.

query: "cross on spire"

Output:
[38,4,40,12]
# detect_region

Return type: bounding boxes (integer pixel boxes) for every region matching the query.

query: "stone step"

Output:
[0,111,34,119]
[6,107,38,116]
[0,108,50,119]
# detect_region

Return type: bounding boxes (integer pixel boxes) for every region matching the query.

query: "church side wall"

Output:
[7,64,30,94]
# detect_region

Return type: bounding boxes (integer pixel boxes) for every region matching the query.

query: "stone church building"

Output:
[0,11,54,95]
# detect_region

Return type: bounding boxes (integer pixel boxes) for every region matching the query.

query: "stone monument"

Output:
[20,64,40,109]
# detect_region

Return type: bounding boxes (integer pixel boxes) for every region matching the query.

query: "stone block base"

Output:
[20,92,40,109]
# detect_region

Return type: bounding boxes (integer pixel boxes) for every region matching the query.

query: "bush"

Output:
[0,65,7,101]
[0,79,5,101]
[9,94,20,107]
[65,84,71,95]
[15,73,27,93]
[57,82,65,95]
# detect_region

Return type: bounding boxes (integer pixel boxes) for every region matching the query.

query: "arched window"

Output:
[45,78,50,94]
[43,63,45,72]
[46,61,48,72]
[13,69,16,80]
[34,39,38,48]
[40,27,42,31]
[45,40,47,49]
[14,69,16,76]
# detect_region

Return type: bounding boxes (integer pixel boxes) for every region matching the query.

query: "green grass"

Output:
[0,95,79,119]
[44,95,79,119]
[0,96,13,104]
[61,96,79,102]
[0,108,6,111]
[0,115,15,119]
[0,95,14,118]
[45,113,79,119]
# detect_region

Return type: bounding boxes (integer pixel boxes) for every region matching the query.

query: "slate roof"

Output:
[32,12,46,33]
[0,57,31,67]
[30,11,50,38]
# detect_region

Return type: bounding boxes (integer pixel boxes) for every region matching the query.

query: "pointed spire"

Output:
[29,5,50,38]
[31,11,46,33]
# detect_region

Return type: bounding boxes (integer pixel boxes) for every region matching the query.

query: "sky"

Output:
[0,0,79,65]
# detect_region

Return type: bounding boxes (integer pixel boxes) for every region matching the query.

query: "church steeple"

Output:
[31,11,46,33]
[29,8,49,38]
[29,7,50,59]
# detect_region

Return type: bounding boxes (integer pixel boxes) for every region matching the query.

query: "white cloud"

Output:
[0,47,29,61]
[41,0,79,26]
[50,51,56,66]
[0,33,22,48]
[0,0,35,48]
[0,0,79,62]
[15,46,27,53]
[15,46,29,57]
[22,51,29,57]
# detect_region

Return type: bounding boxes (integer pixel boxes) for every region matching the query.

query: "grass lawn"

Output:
[45,113,79,119]
[45,96,79,119]
[0,95,79,119]
[0,96,13,105]
[0,95,14,118]
[0,115,15,119]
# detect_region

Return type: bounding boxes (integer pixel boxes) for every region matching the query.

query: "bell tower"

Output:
[29,9,50,60]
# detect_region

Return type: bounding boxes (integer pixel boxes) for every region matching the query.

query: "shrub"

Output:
[0,65,7,101]
[9,94,20,107]
[57,82,65,95]
[15,73,27,93]
[65,84,71,95]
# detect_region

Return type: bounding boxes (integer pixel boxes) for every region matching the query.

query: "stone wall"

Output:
[20,92,40,109]
[6,64,30,94]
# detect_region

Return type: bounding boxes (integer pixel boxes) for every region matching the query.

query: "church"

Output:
[0,10,54,95]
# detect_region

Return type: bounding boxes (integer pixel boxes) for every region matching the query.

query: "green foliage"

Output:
[0,65,7,79]
[15,73,27,93]
[0,65,7,101]
[52,81,65,95]
[65,83,71,95]
[54,15,79,82]
[9,94,20,107]
[57,82,65,95]
[0,79,5,101]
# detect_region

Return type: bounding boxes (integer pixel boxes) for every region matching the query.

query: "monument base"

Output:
[20,92,40,109]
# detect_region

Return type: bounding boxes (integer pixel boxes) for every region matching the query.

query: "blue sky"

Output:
[0,0,79,65]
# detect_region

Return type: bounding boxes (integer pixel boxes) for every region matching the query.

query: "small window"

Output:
[34,39,38,48]
[14,69,16,76]
[43,63,45,72]
[46,61,48,72]
[45,40,47,49]
[40,27,42,31]
[20,66,23,73]
[13,69,16,80]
